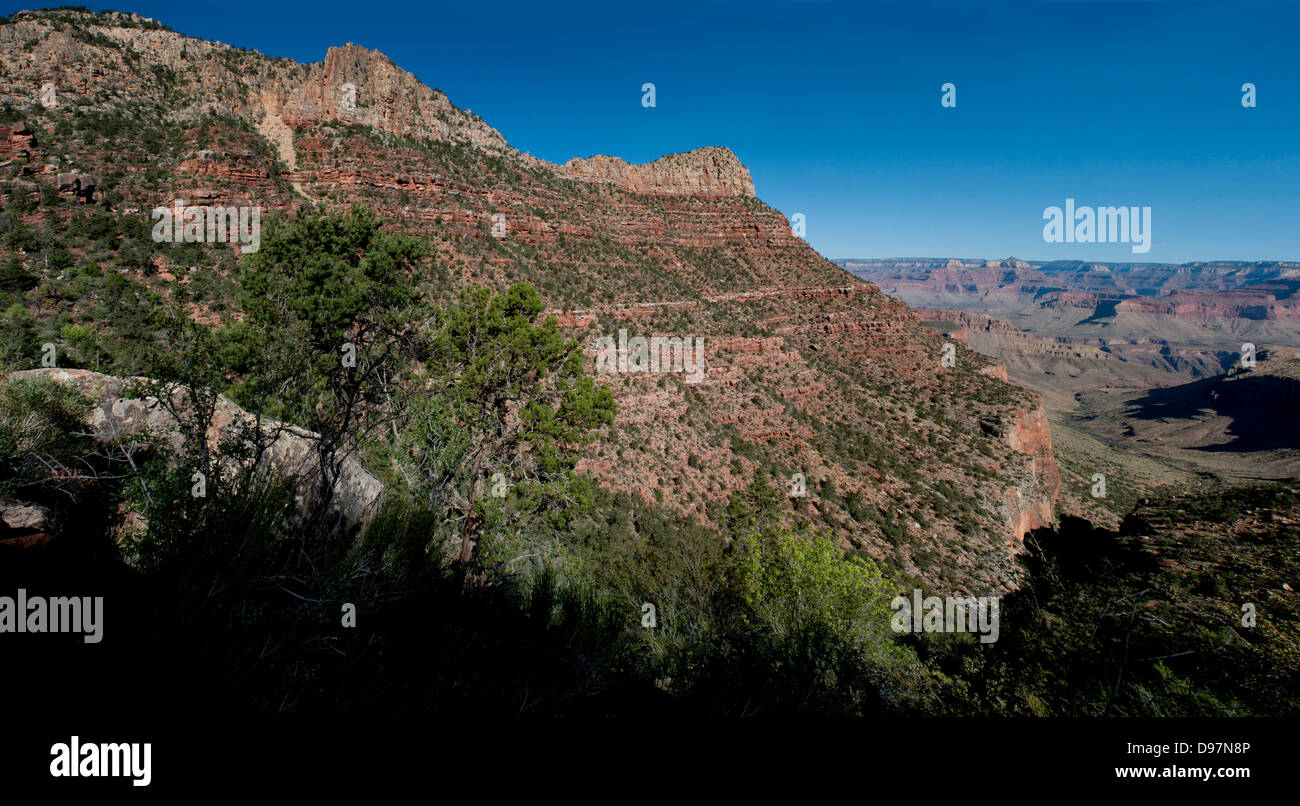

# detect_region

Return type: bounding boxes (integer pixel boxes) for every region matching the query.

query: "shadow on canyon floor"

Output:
[1122,371,1300,453]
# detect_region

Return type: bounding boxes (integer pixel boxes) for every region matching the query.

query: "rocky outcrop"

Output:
[0,120,37,159]
[263,44,517,158]
[1002,406,1061,545]
[10,368,384,531]
[0,500,53,531]
[55,170,95,202]
[979,362,1009,382]
[977,405,1060,550]
[0,499,54,548]
[560,147,756,198]
[918,308,1114,360]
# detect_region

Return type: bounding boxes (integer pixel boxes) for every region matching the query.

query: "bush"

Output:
[0,373,97,497]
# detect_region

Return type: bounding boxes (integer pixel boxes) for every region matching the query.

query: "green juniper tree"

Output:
[405,282,616,577]
[231,206,429,523]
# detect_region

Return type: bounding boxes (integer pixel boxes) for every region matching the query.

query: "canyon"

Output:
[839,257,1300,527]
[0,5,1292,726]
[0,9,1063,594]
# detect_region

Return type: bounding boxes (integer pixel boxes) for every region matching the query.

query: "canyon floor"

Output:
[842,258,1300,529]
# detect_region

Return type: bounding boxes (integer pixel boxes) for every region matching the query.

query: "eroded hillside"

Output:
[0,8,1059,592]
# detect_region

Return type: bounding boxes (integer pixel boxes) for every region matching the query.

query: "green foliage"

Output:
[0,374,97,497]
[404,281,616,575]
[738,532,894,646]
[2,217,40,252]
[938,494,1300,717]
[230,206,429,506]
[234,205,425,409]
[724,472,785,535]
[0,304,39,364]
[0,254,37,293]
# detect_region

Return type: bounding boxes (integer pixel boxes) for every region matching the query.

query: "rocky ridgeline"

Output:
[560,147,756,198]
[1,10,758,201]
[1113,291,1300,321]
[841,258,1300,324]
[918,309,1114,360]
[0,11,514,157]
[0,8,1063,592]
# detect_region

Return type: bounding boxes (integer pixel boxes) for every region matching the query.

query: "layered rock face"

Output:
[838,257,1300,324]
[0,9,1061,592]
[849,257,1300,412]
[1002,407,1061,545]
[0,120,37,158]
[1113,290,1300,321]
[560,147,756,198]
[919,309,1114,361]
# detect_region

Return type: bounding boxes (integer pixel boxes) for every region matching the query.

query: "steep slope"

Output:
[0,8,1058,593]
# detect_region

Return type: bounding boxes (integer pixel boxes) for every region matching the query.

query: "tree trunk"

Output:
[456,476,486,578]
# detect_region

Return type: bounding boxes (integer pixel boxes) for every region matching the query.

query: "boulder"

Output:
[54,172,96,201]
[9,368,385,533]
[75,174,96,200]
[0,499,53,532]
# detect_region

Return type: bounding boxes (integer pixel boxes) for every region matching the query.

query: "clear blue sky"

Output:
[17,1,1300,262]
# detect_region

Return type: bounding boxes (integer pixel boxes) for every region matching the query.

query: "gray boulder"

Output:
[9,368,385,533]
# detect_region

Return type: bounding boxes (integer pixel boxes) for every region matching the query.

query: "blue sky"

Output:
[17,1,1300,262]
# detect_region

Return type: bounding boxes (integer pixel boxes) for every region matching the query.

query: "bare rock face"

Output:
[1002,406,1061,545]
[974,405,1060,552]
[262,44,517,158]
[561,147,756,198]
[0,500,55,549]
[0,499,53,532]
[10,369,384,532]
[55,171,95,201]
[0,121,37,159]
